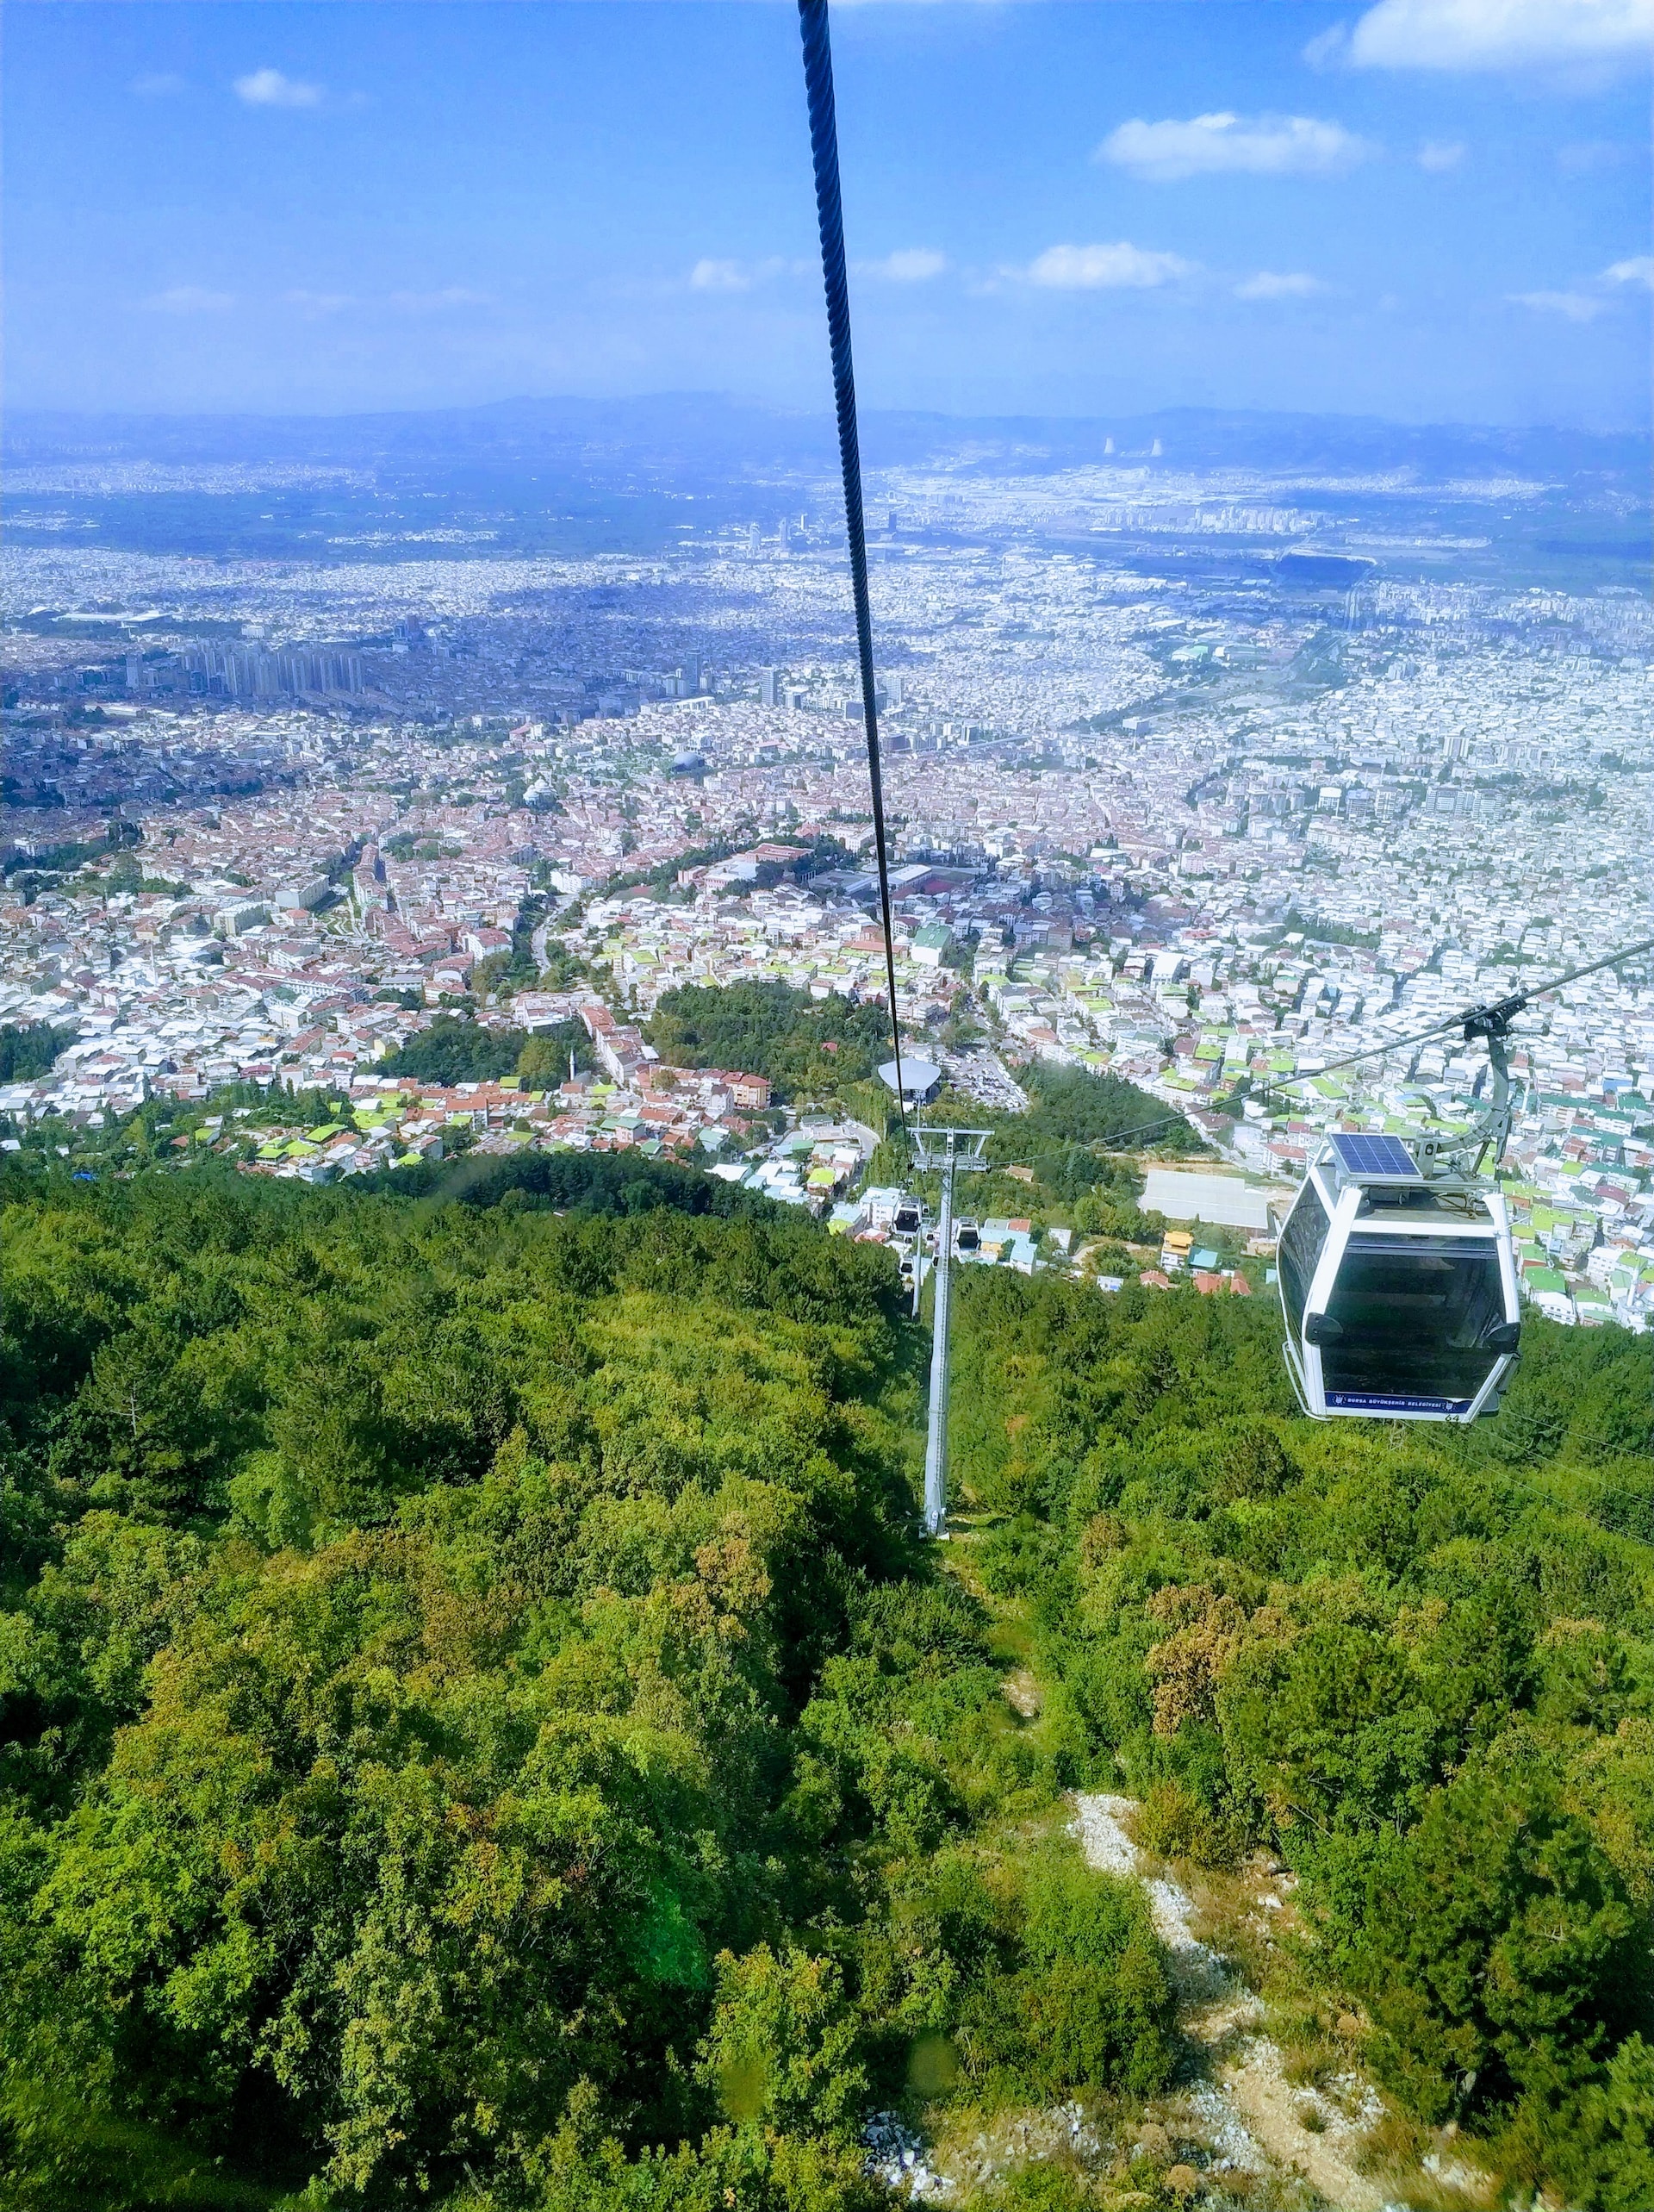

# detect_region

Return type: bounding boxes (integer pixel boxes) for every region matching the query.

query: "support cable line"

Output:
[1076,934,1654,1159]
[798,0,906,1131]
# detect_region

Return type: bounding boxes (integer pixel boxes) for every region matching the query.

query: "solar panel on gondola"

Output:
[1328,1132,1419,1179]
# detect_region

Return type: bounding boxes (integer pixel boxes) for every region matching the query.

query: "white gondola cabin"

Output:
[1279,1131,1521,1424]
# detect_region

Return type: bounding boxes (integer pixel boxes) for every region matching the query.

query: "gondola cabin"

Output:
[1279,1132,1521,1424]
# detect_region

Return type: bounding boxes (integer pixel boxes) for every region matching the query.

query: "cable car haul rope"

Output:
[1090,934,1654,1158]
[799,0,906,1131]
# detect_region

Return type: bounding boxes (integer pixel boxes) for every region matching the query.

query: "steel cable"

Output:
[798,0,907,1130]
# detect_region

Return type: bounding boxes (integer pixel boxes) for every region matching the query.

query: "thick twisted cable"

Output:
[799,0,906,1125]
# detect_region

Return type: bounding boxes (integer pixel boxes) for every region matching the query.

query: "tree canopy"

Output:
[377,1012,527,1086]
[1016,1063,1203,1155]
[0,1161,1166,2210]
[646,982,892,1103]
[950,1265,1654,2206]
[0,1021,76,1085]
[1,1136,1648,2210]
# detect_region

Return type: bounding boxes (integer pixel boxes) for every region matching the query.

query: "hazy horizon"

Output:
[10,389,1654,438]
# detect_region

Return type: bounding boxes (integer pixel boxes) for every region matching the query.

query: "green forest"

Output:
[377,1013,594,1089]
[646,982,894,1103]
[0,1022,78,1087]
[1,1149,1651,2212]
[949,1270,1654,2209]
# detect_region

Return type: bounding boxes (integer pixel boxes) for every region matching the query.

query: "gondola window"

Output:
[1320,1234,1508,1405]
[1278,1186,1330,1339]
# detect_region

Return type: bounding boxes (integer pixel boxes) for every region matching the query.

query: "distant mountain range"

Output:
[7,393,1649,489]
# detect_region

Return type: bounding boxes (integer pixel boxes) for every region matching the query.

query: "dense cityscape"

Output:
[6,434,1650,1330]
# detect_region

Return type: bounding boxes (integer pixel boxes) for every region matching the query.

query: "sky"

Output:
[5,0,1651,429]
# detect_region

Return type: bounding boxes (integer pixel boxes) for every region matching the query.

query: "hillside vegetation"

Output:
[0,1020,76,1085]
[0,1163,1160,2212]
[950,1267,1654,2208]
[0,1155,1649,2211]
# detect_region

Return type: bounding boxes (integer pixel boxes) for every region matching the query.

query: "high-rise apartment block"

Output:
[181,645,365,699]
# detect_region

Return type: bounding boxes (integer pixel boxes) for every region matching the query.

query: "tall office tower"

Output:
[748,522,762,554]
[1104,436,1115,456]
[778,517,791,554]
[681,651,701,694]
[886,509,898,533]
[759,668,783,707]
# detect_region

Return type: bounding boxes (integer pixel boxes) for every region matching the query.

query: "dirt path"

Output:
[1073,1794,1399,2212]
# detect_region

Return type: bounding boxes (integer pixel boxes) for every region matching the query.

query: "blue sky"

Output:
[6,0,1650,427]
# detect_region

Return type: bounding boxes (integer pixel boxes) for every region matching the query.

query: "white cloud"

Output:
[131,72,186,98]
[233,67,323,109]
[1337,0,1654,71]
[1505,257,1652,318]
[277,287,488,316]
[687,255,803,294]
[284,290,357,316]
[387,288,493,313]
[1234,271,1326,299]
[1419,138,1468,168]
[859,248,948,282]
[1020,242,1195,290]
[1510,288,1605,319]
[690,259,755,294]
[1557,138,1630,171]
[1098,111,1369,181]
[143,284,236,315]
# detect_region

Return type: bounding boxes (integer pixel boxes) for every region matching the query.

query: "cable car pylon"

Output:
[910,1124,991,1536]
